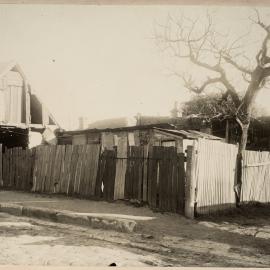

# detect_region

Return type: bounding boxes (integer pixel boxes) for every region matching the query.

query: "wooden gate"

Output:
[147,146,185,213]
[124,146,144,200]
[95,145,186,212]
[95,149,117,201]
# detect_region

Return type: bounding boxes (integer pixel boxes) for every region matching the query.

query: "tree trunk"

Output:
[234,123,249,206]
[234,69,262,206]
[239,124,249,155]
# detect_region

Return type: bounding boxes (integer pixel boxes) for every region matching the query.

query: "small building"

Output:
[56,123,221,154]
[0,61,59,148]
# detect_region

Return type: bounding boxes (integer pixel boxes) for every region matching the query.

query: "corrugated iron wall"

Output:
[241,150,270,203]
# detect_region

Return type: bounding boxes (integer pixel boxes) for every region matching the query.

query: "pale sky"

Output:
[0,4,269,129]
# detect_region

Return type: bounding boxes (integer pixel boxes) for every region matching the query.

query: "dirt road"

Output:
[0,191,270,267]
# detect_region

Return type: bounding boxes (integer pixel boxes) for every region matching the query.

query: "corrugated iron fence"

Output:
[186,138,270,216]
[0,144,186,214]
[241,150,270,203]
[191,139,238,215]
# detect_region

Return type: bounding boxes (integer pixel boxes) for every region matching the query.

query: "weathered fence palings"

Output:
[32,144,101,197]
[96,149,116,201]
[124,146,144,200]
[114,136,128,200]
[2,147,33,190]
[1,144,186,215]
[147,146,185,213]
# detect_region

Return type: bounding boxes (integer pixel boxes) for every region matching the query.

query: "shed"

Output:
[57,124,222,154]
[0,61,60,148]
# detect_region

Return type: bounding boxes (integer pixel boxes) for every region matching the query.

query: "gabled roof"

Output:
[0,61,27,81]
[0,60,60,128]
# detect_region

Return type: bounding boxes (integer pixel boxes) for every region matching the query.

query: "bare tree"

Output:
[156,9,270,203]
[155,9,270,201]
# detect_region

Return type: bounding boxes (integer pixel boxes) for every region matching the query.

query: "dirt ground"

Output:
[0,212,166,266]
[0,190,270,267]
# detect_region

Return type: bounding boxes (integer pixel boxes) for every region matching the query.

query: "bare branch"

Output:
[222,54,252,74]
[256,32,270,68]
[225,28,252,55]
[156,9,270,154]
[252,8,270,33]
[183,76,222,94]
[219,73,241,107]
[189,54,222,73]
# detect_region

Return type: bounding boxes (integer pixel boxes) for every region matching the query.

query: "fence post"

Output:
[185,145,197,219]
[234,152,242,207]
[0,144,2,187]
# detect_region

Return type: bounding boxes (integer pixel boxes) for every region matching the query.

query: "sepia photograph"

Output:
[0,0,269,267]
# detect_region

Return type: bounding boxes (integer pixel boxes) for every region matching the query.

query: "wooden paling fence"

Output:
[102,145,186,213]
[0,144,186,214]
[0,145,2,186]
[124,146,144,201]
[241,150,270,203]
[2,146,34,190]
[114,136,128,200]
[32,144,100,197]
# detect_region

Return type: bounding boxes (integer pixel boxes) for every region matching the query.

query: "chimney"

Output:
[135,113,142,126]
[171,102,179,118]
[78,116,86,130]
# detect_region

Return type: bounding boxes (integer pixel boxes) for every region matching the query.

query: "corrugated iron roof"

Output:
[57,125,223,141]
[154,128,222,140]
[57,123,175,135]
